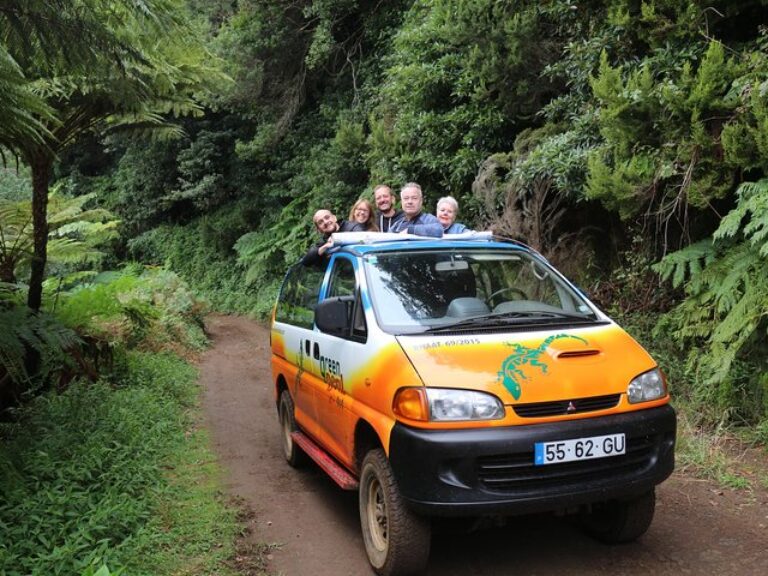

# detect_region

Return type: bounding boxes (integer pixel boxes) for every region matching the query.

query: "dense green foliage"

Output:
[2,6,768,572]
[0,351,239,575]
[25,0,764,436]
[0,263,208,408]
[3,1,768,444]
[0,305,79,405]
[654,178,768,432]
[1,0,225,310]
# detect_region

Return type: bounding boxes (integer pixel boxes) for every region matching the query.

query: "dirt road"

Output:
[201,315,768,576]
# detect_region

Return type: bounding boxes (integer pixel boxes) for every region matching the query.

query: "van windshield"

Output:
[363,249,600,334]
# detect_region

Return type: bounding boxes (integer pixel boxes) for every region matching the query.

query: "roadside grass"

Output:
[675,406,764,491]
[0,351,255,576]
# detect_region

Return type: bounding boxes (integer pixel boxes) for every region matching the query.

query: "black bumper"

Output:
[388,405,676,516]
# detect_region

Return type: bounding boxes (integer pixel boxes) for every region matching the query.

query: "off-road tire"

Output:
[359,449,431,576]
[279,390,306,467]
[581,489,656,544]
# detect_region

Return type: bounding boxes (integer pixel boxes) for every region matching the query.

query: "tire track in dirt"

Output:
[200,315,768,576]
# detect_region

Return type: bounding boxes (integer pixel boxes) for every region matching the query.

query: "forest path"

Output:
[200,314,768,576]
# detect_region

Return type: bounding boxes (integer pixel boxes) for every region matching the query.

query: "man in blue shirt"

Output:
[390,183,443,237]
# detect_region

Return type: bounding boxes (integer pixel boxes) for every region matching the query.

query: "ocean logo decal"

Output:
[497,334,588,400]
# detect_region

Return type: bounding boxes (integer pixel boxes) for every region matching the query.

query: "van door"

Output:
[272,262,327,439]
[307,255,366,467]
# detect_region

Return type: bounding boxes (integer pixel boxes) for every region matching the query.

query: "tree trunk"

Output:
[0,262,16,284]
[27,152,52,311]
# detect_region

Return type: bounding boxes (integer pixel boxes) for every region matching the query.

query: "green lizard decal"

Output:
[497,334,588,400]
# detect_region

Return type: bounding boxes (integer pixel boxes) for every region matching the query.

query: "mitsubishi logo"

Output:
[566,401,577,413]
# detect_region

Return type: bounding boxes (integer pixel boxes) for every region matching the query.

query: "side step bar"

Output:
[291,431,359,490]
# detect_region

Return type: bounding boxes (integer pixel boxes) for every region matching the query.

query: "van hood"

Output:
[395,324,656,405]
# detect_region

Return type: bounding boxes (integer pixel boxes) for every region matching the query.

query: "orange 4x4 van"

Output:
[271,232,676,576]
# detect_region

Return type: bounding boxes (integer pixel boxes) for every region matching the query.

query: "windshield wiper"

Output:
[421,310,598,333]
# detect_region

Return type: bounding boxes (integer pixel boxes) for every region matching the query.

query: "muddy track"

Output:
[200,315,768,576]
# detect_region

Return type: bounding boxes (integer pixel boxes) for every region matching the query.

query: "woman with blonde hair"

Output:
[349,198,379,231]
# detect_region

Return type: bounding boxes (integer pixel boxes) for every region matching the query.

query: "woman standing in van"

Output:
[436,196,471,234]
[349,198,379,232]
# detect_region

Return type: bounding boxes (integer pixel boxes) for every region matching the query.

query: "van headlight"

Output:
[627,369,666,404]
[393,388,505,422]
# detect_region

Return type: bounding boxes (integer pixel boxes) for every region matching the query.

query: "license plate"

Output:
[534,433,625,466]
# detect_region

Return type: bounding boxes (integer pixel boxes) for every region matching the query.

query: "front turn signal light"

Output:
[393,388,429,421]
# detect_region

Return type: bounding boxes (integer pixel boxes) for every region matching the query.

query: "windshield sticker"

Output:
[497,334,588,400]
[413,337,481,351]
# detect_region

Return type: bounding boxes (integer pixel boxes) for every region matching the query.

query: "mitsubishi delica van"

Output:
[270,232,676,576]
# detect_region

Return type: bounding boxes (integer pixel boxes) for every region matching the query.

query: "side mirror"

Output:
[315,296,354,336]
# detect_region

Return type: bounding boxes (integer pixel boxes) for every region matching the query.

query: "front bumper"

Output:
[388,405,676,516]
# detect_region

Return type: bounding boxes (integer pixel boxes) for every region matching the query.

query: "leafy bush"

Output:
[367,0,566,195]
[52,266,208,354]
[0,352,238,575]
[654,178,768,429]
[127,215,263,316]
[0,304,80,407]
[0,166,31,201]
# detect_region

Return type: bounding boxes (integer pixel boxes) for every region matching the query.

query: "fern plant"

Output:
[0,189,118,283]
[0,304,80,407]
[655,178,768,418]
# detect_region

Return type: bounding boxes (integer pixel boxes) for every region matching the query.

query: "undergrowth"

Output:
[595,238,768,489]
[0,351,242,576]
[615,307,767,489]
[127,214,275,318]
[51,266,209,356]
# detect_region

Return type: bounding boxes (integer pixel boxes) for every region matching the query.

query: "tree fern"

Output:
[0,305,80,403]
[656,179,768,417]
[235,196,312,285]
[715,179,768,255]
[654,239,717,290]
[0,191,118,283]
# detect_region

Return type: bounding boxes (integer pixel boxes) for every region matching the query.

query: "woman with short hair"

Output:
[436,195,470,234]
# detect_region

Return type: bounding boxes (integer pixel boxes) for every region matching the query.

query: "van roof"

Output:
[328,231,536,255]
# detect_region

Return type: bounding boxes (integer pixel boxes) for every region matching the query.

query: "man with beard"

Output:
[373,184,405,232]
[302,209,363,266]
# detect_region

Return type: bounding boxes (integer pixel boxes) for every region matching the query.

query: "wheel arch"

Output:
[354,419,383,474]
[276,374,289,410]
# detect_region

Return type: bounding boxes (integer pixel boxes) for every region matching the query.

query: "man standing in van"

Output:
[374,184,405,232]
[390,182,443,237]
[302,209,363,266]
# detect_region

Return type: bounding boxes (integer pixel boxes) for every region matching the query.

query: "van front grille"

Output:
[476,434,657,493]
[513,394,620,418]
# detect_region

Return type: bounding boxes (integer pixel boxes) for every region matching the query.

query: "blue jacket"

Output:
[444,222,470,234]
[390,212,443,237]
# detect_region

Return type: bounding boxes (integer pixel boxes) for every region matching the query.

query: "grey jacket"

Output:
[376,210,406,233]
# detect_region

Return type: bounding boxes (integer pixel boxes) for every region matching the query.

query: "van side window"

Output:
[328,258,356,298]
[327,258,367,341]
[276,264,325,329]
